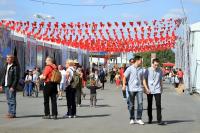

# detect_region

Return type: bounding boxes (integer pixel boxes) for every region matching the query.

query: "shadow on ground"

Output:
[58,104,111,108]
[76,114,111,118]
[16,115,43,118]
[148,119,194,125]
[166,120,194,124]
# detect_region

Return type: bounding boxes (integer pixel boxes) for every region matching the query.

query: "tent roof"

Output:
[190,21,200,32]
[162,62,175,67]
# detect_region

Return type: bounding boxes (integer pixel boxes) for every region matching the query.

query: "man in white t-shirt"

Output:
[58,65,66,100]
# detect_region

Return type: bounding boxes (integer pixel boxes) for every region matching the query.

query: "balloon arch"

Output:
[0,18,183,53]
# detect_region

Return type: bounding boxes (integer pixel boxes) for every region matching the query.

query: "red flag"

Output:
[107,22,112,27]
[122,22,126,27]
[129,22,134,27]
[114,22,119,27]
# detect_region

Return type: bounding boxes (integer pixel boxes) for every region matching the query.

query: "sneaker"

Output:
[158,121,167,125]
[72,115,77,118]
[68,115,72,118]
[136,120,145,125]
[7,114,16,119]
[5,113,11,118]
[77,104,81,107]
[42,115,51,119]
[130,119,135,125]
[51,115,57,120]
[63,114,69,118]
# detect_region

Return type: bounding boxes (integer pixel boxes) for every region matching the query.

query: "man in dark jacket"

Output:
[0,54,20,118]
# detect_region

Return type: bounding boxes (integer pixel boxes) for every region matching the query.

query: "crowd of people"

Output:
[23,67,41,97]
[0,54,184,126]
[162,68,184,88]
[109,61,184,93]
[0,55,106,119]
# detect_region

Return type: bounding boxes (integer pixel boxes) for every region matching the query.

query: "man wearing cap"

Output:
[0,54,20,118]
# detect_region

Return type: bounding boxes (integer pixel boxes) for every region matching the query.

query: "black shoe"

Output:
[42,115,51,119]
[158,121,167,125]
[148,117,152,124]
[52,115,57,120]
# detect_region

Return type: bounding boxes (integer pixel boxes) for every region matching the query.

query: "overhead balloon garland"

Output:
[0,18,183,53]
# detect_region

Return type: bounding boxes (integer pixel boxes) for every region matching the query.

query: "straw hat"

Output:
[74,59,79,64]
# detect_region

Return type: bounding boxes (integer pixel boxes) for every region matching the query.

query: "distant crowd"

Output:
[0,54,184,126]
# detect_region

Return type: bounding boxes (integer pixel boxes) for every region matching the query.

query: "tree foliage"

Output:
[135,50,175,67]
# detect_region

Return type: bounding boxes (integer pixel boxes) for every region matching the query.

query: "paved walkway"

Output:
[0,82,200,133]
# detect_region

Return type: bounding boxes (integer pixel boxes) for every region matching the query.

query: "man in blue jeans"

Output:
[122,56,145,125]
[0,54,20,118]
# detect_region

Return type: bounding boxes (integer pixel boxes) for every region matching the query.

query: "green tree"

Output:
[135,50,175,67]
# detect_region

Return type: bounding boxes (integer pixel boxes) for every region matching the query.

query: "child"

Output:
[24,70,34,96]
[87,79,102,107]
[115,72,121,88]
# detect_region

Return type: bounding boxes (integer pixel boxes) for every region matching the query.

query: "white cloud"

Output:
[0,10,16,17]
[80,0,96,4]
[163,8,187,19]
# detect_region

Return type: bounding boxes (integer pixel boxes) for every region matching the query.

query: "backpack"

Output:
[49,66,62,84]
[70,69,81,89]
[99,69,105,78]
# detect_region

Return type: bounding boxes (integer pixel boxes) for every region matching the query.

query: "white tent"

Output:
[189,22,200,93]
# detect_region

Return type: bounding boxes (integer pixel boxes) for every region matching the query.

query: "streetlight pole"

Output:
[33,14,55,67]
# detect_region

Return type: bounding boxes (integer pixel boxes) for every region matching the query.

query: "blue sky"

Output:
[0,0,200,24]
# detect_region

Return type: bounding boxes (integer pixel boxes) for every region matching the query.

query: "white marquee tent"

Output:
[175,21,200,94]
[189,21,200,93]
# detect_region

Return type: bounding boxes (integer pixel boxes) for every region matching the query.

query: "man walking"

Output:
[0,54,20,118]
[122,56,145,125]
[143,58,166,125]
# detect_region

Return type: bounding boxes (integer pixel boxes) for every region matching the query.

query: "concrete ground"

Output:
[0,82,200,133]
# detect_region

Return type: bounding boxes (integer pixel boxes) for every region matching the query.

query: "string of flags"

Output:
[0,18,184,53]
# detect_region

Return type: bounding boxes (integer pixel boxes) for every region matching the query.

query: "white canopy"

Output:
[190,21,200,32]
